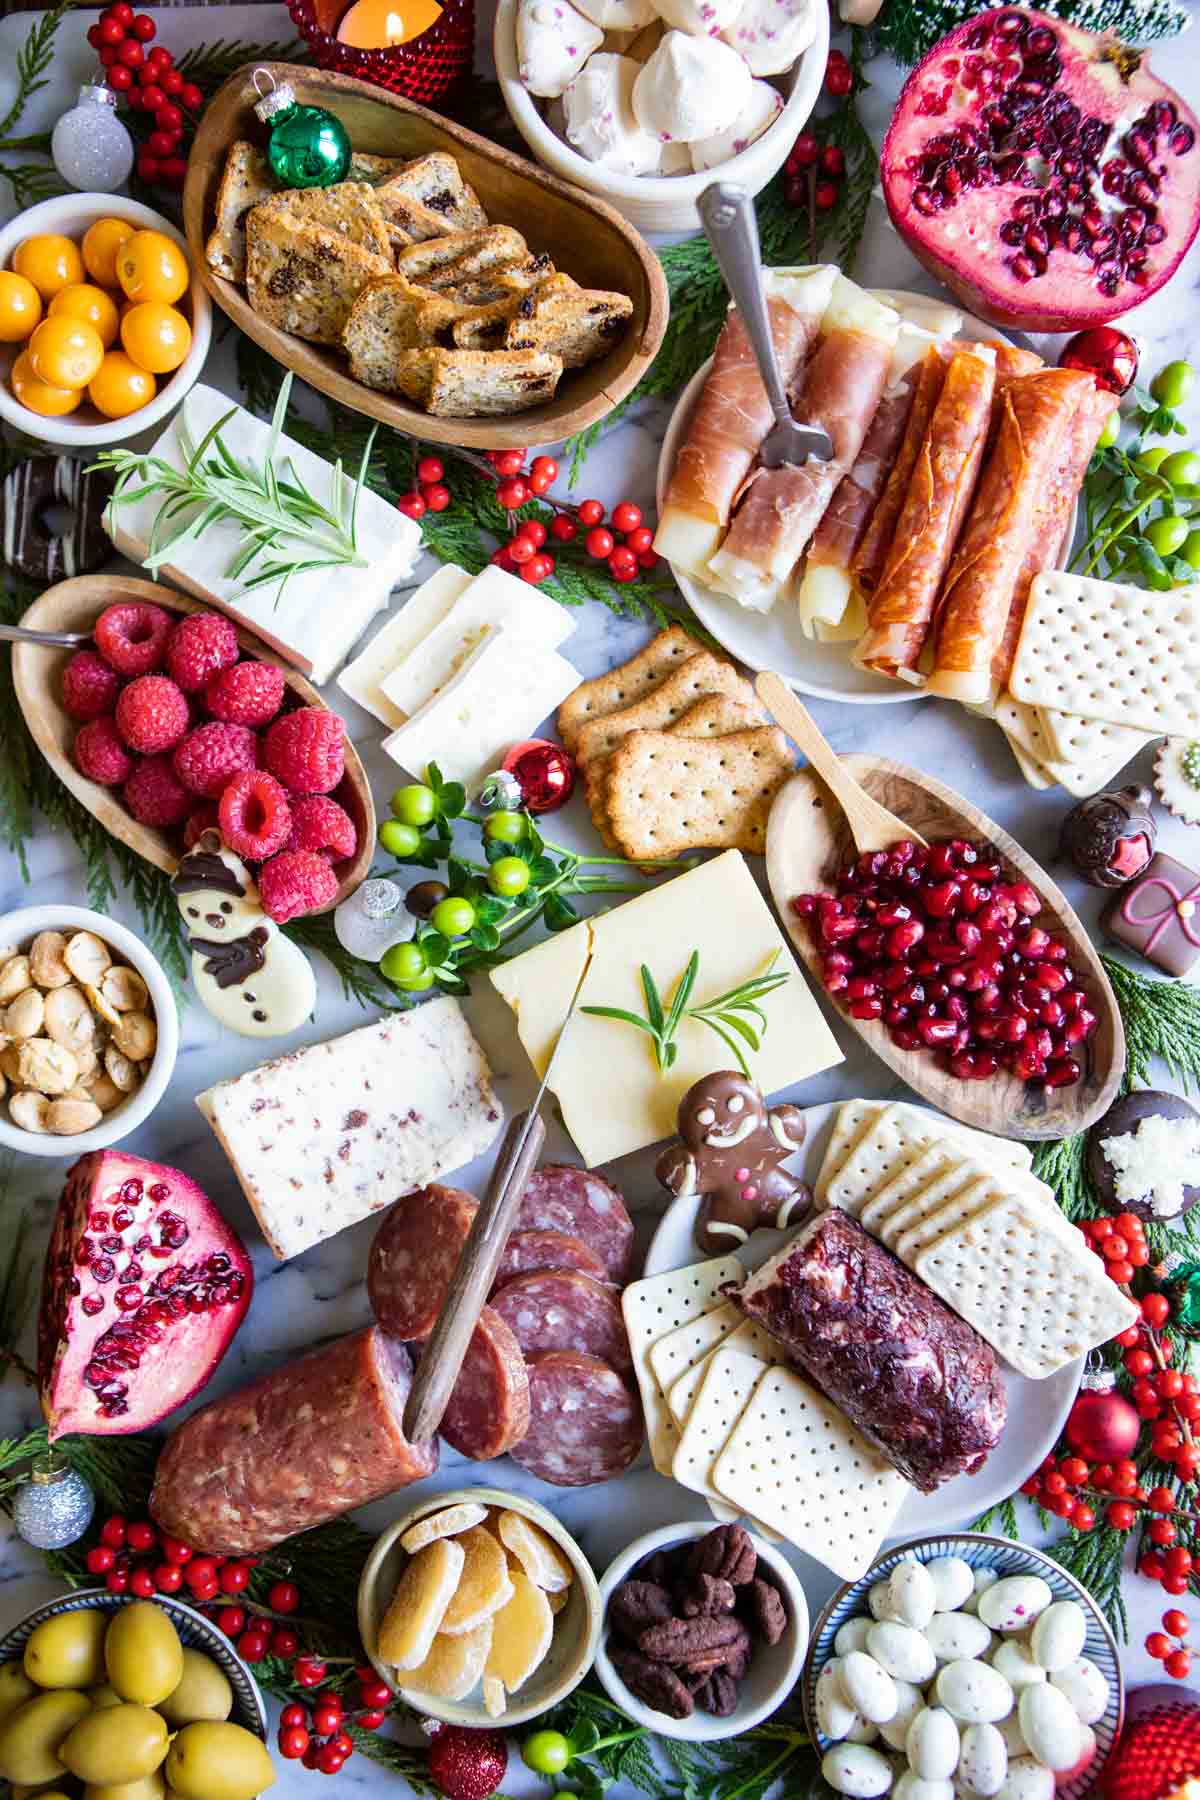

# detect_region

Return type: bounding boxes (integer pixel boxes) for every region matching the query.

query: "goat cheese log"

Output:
[150,1328,438,1553]
[735,1211,1006,1492]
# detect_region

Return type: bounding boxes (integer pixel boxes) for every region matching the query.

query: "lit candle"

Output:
[336,0,443,45]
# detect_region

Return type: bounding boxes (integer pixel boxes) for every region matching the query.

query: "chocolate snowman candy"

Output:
[172,833,316,1037]
[656,1071,811,1255]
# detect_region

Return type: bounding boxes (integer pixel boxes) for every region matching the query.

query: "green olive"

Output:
[0,1691,90,1785]
[88,1687,122,1712]
[103,1604,182,1709]
[25,1612,108,1691]
[59,1704,168,1787]
[165,1723,276,1800]
[0,1663,38,1722]
[85,1771,166,1800]
[157,1652,232,1729]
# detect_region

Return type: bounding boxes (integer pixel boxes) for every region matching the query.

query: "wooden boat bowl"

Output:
[182,64,670,451]
[766,760,1124,1140]
[13,575,375,914]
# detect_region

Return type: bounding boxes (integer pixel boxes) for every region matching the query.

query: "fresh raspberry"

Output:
[74,716,133,786]
[115,674,189,753]
[219,771,293,861]
[205,660,286,728]
[94,601,172,676]
[258,849,338,922]
[61,649,121,721]
[173,723,259,798]
[124,754,191,827]
[183,802,220,849]
[427,1727,508,1800]
[166,611,239,692]
[285,795,357,861]
[264,707,344,795]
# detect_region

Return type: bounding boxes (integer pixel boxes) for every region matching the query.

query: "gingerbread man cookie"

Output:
[172,833,315,1038]
[655,1071,811,1255]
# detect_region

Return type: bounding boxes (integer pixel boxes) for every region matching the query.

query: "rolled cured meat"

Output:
[928,368,1096,703]
[150,1327,438,1553]
[850,345,950,599]
[654,264,836,578]
[796,321,939,633]
[855,343,997,682]
[735,1211,1007,1493]
[707,277,899,610]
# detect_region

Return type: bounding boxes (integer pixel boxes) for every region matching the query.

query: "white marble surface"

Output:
[1,6,1200,1794]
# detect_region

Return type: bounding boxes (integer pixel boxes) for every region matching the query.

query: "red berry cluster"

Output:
[1146,1609,1194,1680]
[1079,1212,1152,1288]
[278,1670,391,1775]
[86,4,203,190]
[824,47,853,98]
[784,132,845,212]
[1020,1455,1099,1533]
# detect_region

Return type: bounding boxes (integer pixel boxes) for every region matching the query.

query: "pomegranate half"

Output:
[881,8,1200,331]
[38,1150,252,1440]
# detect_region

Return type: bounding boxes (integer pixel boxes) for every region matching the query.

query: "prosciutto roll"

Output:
[706,277,899,611]
[855,344,996,681]
[928,368,1096,703]
[850,345,950,599]
[654,264,836,578]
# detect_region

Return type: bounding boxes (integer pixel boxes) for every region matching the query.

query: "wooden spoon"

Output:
[12,573,375,913]
[756,671,926,853]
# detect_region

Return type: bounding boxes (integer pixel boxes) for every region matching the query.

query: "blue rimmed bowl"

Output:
[0,1588,268,1740]
[801,1532,1123,1800]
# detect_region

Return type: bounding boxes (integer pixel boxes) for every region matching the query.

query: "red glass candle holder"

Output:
[286,0,474,105]
[1105,1685,1200,1800]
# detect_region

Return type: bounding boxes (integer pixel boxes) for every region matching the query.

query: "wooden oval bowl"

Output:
[182,63,670,451]
[766,760,1124,1140]
[13,574,374,914]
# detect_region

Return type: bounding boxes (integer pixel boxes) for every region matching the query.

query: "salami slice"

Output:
[514,1165,635,1283]
[490,1270,633,1379]
[368,1185,477,1342]
[511,1351,644,1487]
[438,1304,531,1461]
[491,1230,610,1295]
[150,1328,437,1554]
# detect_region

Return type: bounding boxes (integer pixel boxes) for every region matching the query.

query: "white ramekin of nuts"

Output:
[0,906,178,1155]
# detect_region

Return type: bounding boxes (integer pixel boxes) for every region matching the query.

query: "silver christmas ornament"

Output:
[13,1454,95,1549]
[478,769,523,813]
[334,878,416,963]
[51,84,134,193]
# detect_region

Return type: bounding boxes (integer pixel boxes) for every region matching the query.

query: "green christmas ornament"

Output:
[252,71,350,189]
[1166,1259,1200,1335]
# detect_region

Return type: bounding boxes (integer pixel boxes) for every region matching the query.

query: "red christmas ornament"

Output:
[1065,1386,1141,1460]
[1106,1684,1200,1800]
[502,738,575,814]
[1059,325,1140,396]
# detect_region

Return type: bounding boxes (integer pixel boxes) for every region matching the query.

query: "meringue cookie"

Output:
[721,0,816,75]
[563,52,665,173]
[660,140,693,174]
[689,76,782,167]
[570,0,655,33]
[655,0,743,39]
[633,31,753,142]
[517,0,604,96]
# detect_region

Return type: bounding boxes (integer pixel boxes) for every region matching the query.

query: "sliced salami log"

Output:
[149,1328,437,1554]
[514,1165,635,1283]
[511,1351,644,1488]
[438,1304,531,1461]
[491,1270,633,1379]
[367,1185,478,1342]
[491,1229,609,1294]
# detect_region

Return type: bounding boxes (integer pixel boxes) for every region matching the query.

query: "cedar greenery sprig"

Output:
[582,951,788,1077]
[874,0,1191,65]
[0,0,75,208]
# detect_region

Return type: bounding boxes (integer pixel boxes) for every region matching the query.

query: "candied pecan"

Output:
[638,1615,749,1670]
[743,1577,788,1645]
[693,1670,739,1717]
[687,1523,757,1586]
[609,1648,693,1720]
[609,1580,675,1642]
[678,1574,736,1619]
[636,1549,680,1587]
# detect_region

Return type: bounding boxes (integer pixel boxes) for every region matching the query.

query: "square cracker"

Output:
[585,690,767,848]
[1035,704,1154,799]
[814,1099,885,1207]
[621,1257,742,1474]
[556,626,698,751]
[667,1317,786,1427]
[603,726,793,860]
[1010,569,1200,737]
[894,1170,1011,1265]
[860,1145,962,1243]
[914,1194,1139,1379]
[823,1102,1032,1218]
[648,1300,744,1398]
[994,692,1054,765]
[672,1347,772,1505]
[711,1366,911,1580]
[1004,731,1055,791]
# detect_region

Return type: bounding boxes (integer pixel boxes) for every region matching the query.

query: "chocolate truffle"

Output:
[1059,784,1156,888]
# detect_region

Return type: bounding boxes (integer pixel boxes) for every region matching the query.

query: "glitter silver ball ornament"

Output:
[51,84,134,193]
[478,769,523,813]
[13,1455,95,1549]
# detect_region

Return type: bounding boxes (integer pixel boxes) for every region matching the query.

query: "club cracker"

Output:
[893,1170,1010,1265]
[586,689,768,846]
[994,692,1054,765]
[556,626,698,751]
[602,725,793,861]
[575,654,756,769]
[621,1256,742,1474]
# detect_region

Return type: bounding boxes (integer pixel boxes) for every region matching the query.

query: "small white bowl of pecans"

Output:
[0,904,178,1155]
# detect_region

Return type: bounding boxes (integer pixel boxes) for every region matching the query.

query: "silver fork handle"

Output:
[698,181,791,433]
[0,623,92,647]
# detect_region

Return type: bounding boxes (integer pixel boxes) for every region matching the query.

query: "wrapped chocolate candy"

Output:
[1101,851,1200,978]
[1059,784,1156,888]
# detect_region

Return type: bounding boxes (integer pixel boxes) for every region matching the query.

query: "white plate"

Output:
[644,1101,1081,1539]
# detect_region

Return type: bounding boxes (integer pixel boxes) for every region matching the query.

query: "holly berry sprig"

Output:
[396,450,657,590]
[278,1672,394,1776]
[85,3,203,192]
[1146,1607,1195,1682]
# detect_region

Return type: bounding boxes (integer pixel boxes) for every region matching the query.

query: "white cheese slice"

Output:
[103,385,421,684]
[380,565,574,718]
[381,627,580,787]
[337,565,473,727]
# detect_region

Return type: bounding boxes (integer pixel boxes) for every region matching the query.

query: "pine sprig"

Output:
[286,912,399,1011]
[172,38,304,96]
[874,0,1191,65]
[0,0,74,207]
[1103,954,1200,1093]
[1040,1525,1129,1644]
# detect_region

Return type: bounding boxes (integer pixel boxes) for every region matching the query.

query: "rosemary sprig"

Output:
[583,951,788,1077]
[97,375,375,607]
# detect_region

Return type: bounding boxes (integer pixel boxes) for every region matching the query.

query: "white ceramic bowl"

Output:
[595,1520,808,1741]
[494,0,829,235]
[0,193,211,448]
[0,904,179,1157]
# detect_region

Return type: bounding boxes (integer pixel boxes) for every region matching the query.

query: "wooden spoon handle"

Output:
[402,1107,547,1444]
